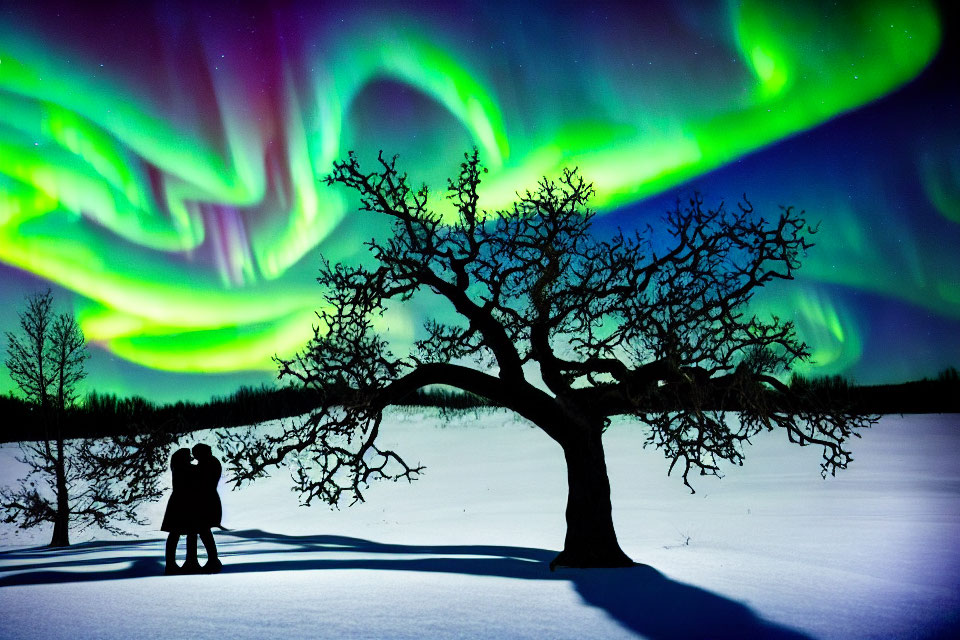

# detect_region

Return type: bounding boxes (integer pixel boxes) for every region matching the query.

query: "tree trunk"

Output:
[49,436,70,547]
[550,422,633,570]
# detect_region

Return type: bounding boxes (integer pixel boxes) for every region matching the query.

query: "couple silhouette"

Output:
[161,443,223,575]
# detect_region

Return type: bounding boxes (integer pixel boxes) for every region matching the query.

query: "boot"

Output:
[182,534,202,573]
[181,558,203,574]
[202,558,223,574]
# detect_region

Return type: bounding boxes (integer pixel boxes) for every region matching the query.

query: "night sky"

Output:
[0,0,957,403]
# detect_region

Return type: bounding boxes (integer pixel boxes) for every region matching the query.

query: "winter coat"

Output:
[161,457,201,534]
[194,456,223,528]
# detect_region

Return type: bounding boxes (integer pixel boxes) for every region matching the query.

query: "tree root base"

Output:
[549,548,635,571]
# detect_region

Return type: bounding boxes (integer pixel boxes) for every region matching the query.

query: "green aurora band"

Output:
[0,0,954,399]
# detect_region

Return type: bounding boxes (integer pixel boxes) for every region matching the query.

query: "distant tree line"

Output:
[789,367,960,415]
[0,383,493,443]
[2,370,957,445]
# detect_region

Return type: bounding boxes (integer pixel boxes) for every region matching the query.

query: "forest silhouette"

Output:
[2,370,957,445]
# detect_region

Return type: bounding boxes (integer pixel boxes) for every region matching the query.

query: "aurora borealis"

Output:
[0,1,957,402]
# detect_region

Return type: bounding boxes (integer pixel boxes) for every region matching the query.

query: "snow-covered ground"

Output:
[1,410,958,639]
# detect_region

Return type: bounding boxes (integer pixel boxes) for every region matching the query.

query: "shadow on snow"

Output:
[0,529,808,640]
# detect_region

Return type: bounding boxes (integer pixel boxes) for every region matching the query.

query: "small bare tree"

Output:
[2,291,175,546]
[222,150,876,568]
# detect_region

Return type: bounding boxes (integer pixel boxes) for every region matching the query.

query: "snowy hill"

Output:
[1,410,958,639]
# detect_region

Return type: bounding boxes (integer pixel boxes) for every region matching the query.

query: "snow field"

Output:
[1,410,958,639]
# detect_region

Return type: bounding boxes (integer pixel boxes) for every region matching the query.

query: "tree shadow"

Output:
[0,529,810,639]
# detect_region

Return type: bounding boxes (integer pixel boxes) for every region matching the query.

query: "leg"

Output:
[198,529,222,573]
[182,534,202,573]
[164,533,181,575]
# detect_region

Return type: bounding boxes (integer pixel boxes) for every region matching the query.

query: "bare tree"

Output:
[221,150,876,568]
[2,291,176,546]
[4,290,54,414]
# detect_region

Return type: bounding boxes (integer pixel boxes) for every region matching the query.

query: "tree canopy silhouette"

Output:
[222,150,876,568]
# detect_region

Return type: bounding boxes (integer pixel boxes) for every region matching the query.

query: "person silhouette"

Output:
[189,443,223,574]
[161,448,201,575]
